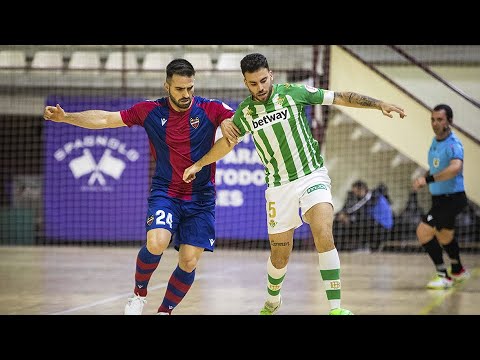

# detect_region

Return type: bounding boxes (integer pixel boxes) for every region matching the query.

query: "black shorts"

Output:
[422,192,467,230]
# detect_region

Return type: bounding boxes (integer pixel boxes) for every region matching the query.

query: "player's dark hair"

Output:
[433,104,453,123]
[240,53,269,75]
[166,59,195,82]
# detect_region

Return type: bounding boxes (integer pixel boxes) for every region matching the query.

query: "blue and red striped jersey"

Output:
[120,96,234,201]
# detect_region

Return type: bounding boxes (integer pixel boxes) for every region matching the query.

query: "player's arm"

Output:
[44,104,127,129]
[183,137,236,183]
[333,91,406,119]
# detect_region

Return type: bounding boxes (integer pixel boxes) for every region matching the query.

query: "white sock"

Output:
[318,248,341,309]
[266,256,287,304]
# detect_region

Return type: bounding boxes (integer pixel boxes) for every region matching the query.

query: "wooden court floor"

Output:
[0,245,479,315]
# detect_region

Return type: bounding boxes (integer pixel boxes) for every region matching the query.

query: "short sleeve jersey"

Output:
[428,131,465,195]
[232,83,331,187]
[121,96,234,201]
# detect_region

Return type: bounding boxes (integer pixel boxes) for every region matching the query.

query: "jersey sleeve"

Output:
[447,140,464,161]
[120,101,158,127]
[205,99,235,126]
[290,84,333,105]
[232,108,248,136]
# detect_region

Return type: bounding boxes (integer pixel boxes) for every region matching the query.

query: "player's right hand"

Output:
[44,104,65,122]
[220,118,240,145]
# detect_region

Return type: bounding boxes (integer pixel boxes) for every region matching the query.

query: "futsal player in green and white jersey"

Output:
[183,53,406,315]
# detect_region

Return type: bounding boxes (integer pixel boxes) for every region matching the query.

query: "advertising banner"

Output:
[44,96,150,241]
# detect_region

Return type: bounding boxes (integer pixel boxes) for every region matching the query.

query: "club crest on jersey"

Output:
[146,215,154,226]
[190,117,200,129]
[275,96,285,107]
[433,158,440,168]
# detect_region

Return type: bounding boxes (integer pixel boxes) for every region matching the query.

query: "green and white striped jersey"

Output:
[233,83,334,187]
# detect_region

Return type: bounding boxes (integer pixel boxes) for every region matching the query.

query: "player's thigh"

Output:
[299,168,333,223]
[265,182,302,234]
[146,195,181,234]
[145,195,180,252]
[305,203,335,251]
[177,198,216,252]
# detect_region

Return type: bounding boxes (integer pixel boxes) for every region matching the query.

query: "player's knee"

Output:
[270,253,290,268]
[416,223,434,243]
[179,258,198,273]
[146,236,169,255]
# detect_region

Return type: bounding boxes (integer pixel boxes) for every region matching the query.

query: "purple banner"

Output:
[44,96,150,241]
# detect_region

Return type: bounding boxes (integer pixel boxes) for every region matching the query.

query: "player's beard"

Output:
[169,92,192,110]
[253,84,273,103]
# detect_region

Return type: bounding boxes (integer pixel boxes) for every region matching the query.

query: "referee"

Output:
[413,104,470,290]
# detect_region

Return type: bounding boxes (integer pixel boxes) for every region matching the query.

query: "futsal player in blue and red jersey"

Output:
[44,59,239,314]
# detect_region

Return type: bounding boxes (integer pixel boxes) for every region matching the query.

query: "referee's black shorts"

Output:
[422,191,467,230]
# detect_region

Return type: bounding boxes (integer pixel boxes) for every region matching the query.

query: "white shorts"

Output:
[264,167,333,234]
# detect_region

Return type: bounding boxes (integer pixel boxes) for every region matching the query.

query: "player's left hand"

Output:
[183,163,202,183]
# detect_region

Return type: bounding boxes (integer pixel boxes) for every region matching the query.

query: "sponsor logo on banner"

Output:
[53,135,140,192]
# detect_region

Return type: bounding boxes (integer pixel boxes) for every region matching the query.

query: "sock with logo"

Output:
[134,245,162,297]
[442,237,463,274]
[422,237,448,277]
[158,265,195,314]
[265,256,287,305]
[318,248,342,310]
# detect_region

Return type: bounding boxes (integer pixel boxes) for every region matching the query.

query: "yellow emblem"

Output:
[330,280,341,290]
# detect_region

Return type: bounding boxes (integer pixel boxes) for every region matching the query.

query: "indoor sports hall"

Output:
[1,45,479,315]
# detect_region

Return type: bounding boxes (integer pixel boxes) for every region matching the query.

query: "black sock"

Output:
[422,238,448,277]
[443,238,463,274]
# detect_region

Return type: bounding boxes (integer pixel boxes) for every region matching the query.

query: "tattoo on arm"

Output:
[338,92,380,108]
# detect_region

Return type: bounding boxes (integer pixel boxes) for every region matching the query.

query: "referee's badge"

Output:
[433,158,440,168]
